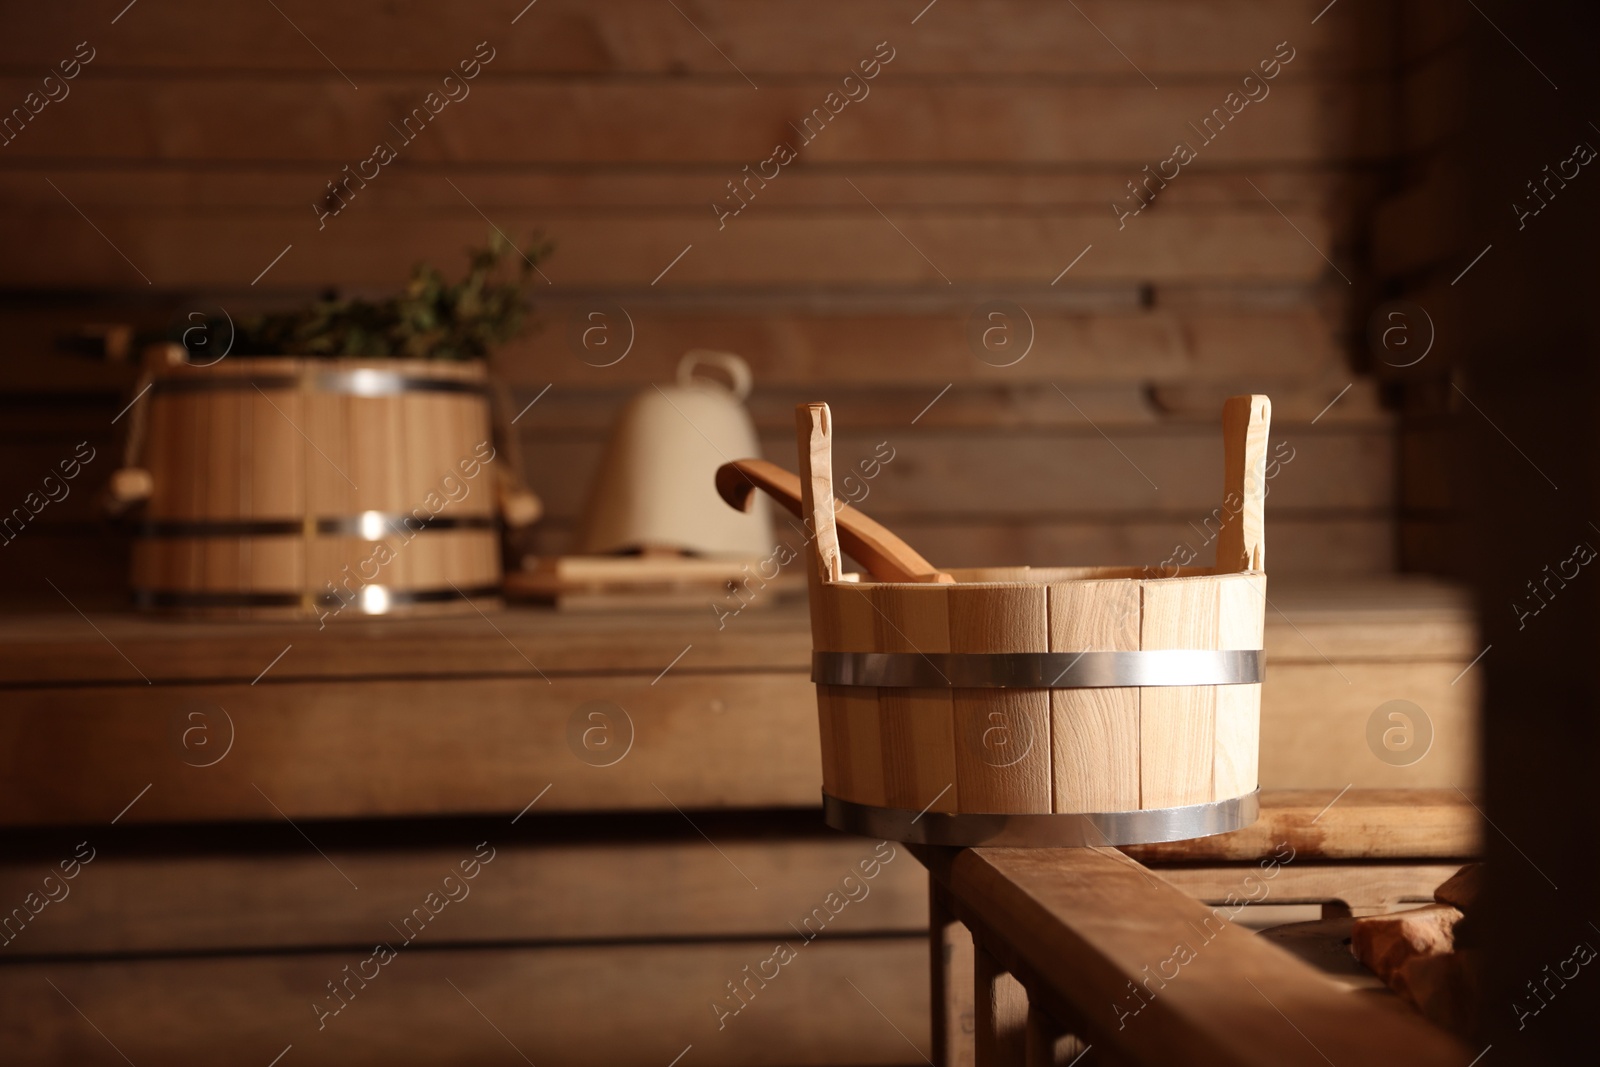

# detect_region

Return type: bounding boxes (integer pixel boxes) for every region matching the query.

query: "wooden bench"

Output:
[922,789,1479,1066]
[0,583,1477,1064]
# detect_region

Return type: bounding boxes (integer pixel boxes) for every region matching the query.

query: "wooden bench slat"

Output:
[1124,788,1480,862]
[936,846,1470,1067]
[0,675,822,825]
[0,836,925,956]
[0,938,929,1066]
[0,578,1472,686]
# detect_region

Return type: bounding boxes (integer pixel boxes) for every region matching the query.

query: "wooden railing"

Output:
[917,790,1480,1066]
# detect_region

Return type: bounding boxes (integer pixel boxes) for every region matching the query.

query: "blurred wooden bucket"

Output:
[797,397,1271,846]
[122,353,504,619]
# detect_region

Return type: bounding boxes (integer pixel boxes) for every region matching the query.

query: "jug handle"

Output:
[678,350,752,400]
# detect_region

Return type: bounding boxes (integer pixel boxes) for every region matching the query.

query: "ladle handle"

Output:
[716,453,952,584]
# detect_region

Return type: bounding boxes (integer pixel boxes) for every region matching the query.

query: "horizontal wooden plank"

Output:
[0,79,1393,166]
[1260,578,1474,658]
[0,510,1397,608]
[515,307,1353,391]
[885,514,1396,575]
[522,381,1370,434]
[0,0,1393,77]
[0,206,1343,289]
[0,578,1474,686]
[0,389,1387,529]
[0,834,924,955]
[1158,862,1466,915]
[1145,374,1383,422]
[934,847,1469,1066]
[1124,788,1481,862]
[0,602,1480,824]
[0,300,1354,392]
[0,674,821,825]
[519,513,1396,577]
[782,422,1390,513]
[0,166,1379,213]
[1,409,1398,592]
[515,422,1395,521]
[1259,659,1480,790]
[0,938,928,1066]
[0,604,813,686]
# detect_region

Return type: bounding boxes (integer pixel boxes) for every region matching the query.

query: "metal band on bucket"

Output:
[812,649,1263,689]
[136,515,499,538]
[132,585,501,610]
[150,371,490,397]
[824,790,1259,847]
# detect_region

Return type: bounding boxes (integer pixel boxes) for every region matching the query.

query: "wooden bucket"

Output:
[797,397,1270,847]
[123,354,506,619]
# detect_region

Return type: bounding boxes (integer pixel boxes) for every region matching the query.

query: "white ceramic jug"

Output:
[576,351,774,558]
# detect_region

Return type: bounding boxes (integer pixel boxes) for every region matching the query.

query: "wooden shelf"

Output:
[0,577,1469,686]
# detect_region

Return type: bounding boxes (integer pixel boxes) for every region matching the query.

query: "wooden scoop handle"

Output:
[716,458,953,584]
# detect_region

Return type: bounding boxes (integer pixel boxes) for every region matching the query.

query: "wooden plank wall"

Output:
[0,0,1403,597]
[1371,3,1470,575]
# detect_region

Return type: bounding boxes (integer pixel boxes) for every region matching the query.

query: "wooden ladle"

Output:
[716,458,954,583]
